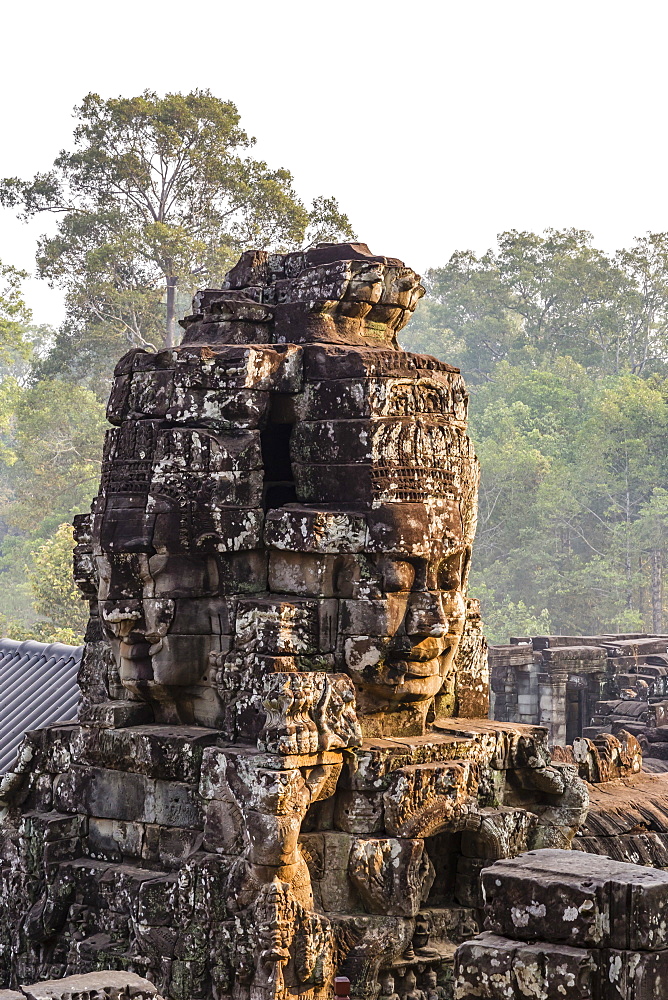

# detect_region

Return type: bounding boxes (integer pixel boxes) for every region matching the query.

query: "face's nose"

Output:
[404,589,448,639]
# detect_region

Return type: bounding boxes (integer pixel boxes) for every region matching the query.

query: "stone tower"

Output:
[0,243,587,1000]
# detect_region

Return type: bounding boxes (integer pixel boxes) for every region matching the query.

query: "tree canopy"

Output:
[0,90,355,369]
[406,229,668,381]
[403,229,668,639]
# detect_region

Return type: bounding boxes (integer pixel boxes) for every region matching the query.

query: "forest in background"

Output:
[1,92,667,644]
[402,229,668,640]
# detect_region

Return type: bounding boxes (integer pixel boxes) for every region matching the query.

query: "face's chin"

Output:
[372,666,445,703]
[116,639,153,691]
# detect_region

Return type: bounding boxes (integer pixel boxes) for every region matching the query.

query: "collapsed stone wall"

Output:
[490,632,668,745]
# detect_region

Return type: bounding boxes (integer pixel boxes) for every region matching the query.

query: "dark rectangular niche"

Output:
[261,399,297,510]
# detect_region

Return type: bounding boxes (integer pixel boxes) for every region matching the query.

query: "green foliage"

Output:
[0,613,82,645]
[0,261,33,365]
[403,229,668,636]
[1,380,106,536]
[1,89,355,375]
[473,584,552,644]
[26,523,87,641]
[403,229,668,380]
[466,363,668,633]
[0,263,103,638]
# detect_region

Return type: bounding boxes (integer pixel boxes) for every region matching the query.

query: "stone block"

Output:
[541,645,607,664]
[165,387,270,430]
[53,767,202,830]
[603,947,668,999]
[267,551,340,597]
[136,874,178,925]
[339,598,409,636]
[383,760,479,838]
[264,506,368,553]
[348,836,434,916]
[460,808,537,860]
[259,671,360,754]
[317,832,362,912]
[482,849,668,950]
[365,501,463,556]
[157,826,203,866]
[87,818,144,861]
[19,971,161,1000]
[454,932,597,999]
[155,507,265,556]
[20,811,83,844]
[455,932,668,1000]
[72,725,221,783]
[293,463,376,505]
[301,343,456,382]
[79,701,154,728]
[293,373,465,422]
[334,788,385,834]
[173,343,303,392]
[234,596,338,654]
[202,796,244,855]
[642,740,668,759]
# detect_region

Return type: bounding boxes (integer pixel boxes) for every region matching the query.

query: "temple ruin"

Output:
[490,633,668,746]
[0,243,603,1000]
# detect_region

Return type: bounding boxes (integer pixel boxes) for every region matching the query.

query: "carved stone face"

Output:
[341,546,469,710]
[76,244,480,735]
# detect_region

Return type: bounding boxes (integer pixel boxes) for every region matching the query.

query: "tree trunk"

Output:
[638,555,646,626]
[652,549,663,633]
[165,275,177,348]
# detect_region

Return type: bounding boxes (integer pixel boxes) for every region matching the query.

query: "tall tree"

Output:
[0,261,33,364]
[0,90,354,352]
[403,229,668,380]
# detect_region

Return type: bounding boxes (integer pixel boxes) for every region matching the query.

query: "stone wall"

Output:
[490,632,668,746]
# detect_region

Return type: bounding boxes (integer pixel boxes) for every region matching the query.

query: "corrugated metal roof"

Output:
[0,637,82,773]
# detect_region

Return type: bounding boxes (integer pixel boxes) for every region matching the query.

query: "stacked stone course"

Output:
[1,244,587,1000]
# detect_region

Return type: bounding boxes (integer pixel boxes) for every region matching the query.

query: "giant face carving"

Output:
[76,243,480,736]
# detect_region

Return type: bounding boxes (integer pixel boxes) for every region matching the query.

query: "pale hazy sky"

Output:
[2,0,667,324]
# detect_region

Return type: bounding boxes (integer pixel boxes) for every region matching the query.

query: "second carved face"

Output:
[78,337,478,737]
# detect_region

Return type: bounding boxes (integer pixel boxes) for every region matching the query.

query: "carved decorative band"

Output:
[371,466,459,501]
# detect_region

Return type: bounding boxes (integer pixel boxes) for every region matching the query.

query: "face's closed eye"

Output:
[379,559,415,593]
[436,552,465,592]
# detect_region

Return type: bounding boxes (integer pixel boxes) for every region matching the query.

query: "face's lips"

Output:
[119,640,151,661]
[389,657,442,679]
[390,636,449,663]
